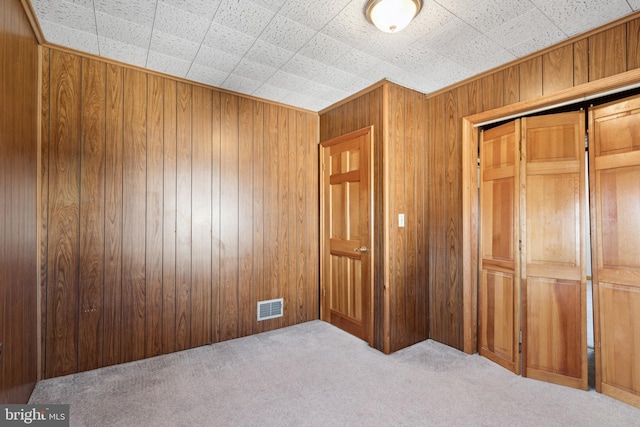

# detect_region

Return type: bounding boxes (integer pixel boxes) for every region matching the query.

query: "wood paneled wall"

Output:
[0,0,39,403]
[40,47,319,378]
[429,14,640,350]
[319,83,429,353]
[321,12,640,354]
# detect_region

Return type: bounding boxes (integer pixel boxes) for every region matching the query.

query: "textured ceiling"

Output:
[31,0,640,112]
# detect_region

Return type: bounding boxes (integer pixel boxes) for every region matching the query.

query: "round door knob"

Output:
[354,246,368,253]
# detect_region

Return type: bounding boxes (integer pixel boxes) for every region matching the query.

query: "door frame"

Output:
[319,126,375,347]
[461,68,640,355]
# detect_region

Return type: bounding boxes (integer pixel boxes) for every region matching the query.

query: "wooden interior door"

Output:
[521,111,588,390]
[478,120,521,374]
[320,127,373,345]
[590,94,640,408]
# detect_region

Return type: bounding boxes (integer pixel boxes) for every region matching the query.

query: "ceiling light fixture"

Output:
[365,0,422,33]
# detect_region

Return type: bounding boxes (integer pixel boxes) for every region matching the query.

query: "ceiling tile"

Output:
[630,0,640,9]
[298,33,352,65]
[301,80,349,103]
[149,30,200,62]
[258,15,317,52]
[248,0,288,12]
[221,74,263,94]
[278,0,352,31]
[159,0,222,20]
[233,58,277,82]
[398,0,458,41]
[253,84,292,102]
[213,0,275,38]
[40,20,99,55]
[264,70,309,92]
[202,23,257,57]
[146,51,191,77]
[96,11,152,49]
[507,28,566,57]
[280,54,326,79]
[280,92,328,111]
[94,0,158,27]
[244,40,295,69]
[153,2,212,43]
[332,48,382,76]
[444,0,537,32]
[313,66,366,93]
[486,8,563,50]
[31,0,96,34]
[187,63,230,87]
[193,45,242,73]
[531,0,633,36]
[98,36,148,67]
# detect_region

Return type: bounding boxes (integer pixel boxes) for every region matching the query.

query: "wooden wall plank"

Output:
[162,78,177,354]
[46,50,82,377]
[404,89,417,346]
[543,45,574,94]
[519,57,543,101]
[238,97,254,337]
[573,39,589,86]
[445,89,461,348]
[78,58,106,372]
[191,86,213,347]
[295,110,308,324]
[277,106,290,328]
[628,18,640,70]
[211,90,221,343]
[287,109,297,327]
[175,82,192,351]
[220,92,240,341]
[121,68,147,363]
[0,0,6,401]
[39,46,51,380]
[145,74,164,358]
[415,92,428,342]
[589,24,627,81]
[482,73,504,111]
[503,65,520,105]
[251,101,265,334]
[103,63,123,367]
[428,94,446,344]
[307,112,320,322]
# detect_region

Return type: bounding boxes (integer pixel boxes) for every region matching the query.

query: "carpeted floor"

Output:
[30,321,639,427]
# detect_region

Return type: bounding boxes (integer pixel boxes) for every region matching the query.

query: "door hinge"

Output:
[585,133,589,150]
[519,330,523,353]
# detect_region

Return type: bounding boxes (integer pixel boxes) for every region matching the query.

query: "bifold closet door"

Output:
[590,95,640,408]
[478,120,521,374]
[521,111,588,390]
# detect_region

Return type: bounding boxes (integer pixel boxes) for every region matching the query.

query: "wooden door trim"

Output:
[319,125,375,347]
[462,68,640,354]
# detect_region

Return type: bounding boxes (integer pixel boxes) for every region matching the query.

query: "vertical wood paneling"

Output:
[573,39,589,86]
[175,82,192,351]
[1,0,39,401]
[295,110,308,324]
[162,79,177,354]
[628,18,640,70]
[589,24,627,81]
[220,92,240,341]
[277,106,290,329]
[46,50,81,378]
[211,90,221,344]
[252,101,265,334]
[191,86,213,347]
[287,109,298,327]
[78,58,105,372]
[238,97,254,337]
[428,94,446,344]
[445,90,461,348]
[543,45,574,94]
[415,92,428,343]
[503,65,520,105]
[519,57,543,101]
[307,111,320,322]
[40,46,51,380]
[404,90,417,346]
[482,73,504,111]
[145,74,164,358]
[263,104,279,332]
[103,63,123,367]
[121,68,147,363]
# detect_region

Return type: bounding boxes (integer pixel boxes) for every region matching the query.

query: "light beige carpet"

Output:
[30,321,639,426]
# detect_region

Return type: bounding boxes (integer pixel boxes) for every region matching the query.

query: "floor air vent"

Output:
[257,298,283,321]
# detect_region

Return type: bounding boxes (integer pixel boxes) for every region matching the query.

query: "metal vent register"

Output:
[257,298,283,321]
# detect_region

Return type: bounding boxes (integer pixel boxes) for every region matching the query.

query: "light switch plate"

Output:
[398,213,405,227]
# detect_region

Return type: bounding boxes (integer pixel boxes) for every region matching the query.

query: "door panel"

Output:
[522,111,588,390]
[320,127,373,345]
[590,95,640,408]
[479,120,521,374]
